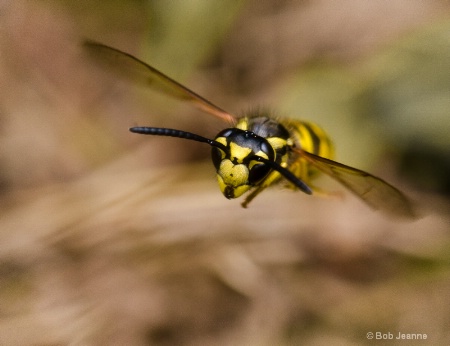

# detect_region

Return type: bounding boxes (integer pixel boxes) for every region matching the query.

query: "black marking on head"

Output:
[214,128,275,162]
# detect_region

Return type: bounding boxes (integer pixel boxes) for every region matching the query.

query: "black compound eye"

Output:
[260,141,275,161]
[211,147,224,169]
[248,163,271,184]
[216,128,234,138]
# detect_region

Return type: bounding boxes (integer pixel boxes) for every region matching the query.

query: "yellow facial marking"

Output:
[247,161,260,170]
[229,143,252,164]
[216,160,251,199]
[253,150,269,160]
[218,160,249,186]
[215,137,227,147]
[217,174,251,199]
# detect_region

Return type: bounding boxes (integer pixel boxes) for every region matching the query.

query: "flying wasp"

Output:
[84,40,415,218]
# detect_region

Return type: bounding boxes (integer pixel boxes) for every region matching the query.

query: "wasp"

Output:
[84,40,415,218]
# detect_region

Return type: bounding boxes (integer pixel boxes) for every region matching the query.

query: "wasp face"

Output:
[211,129,275,199]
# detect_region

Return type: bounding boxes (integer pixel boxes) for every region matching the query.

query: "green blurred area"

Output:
[1,1,450,345]
[279,20,450,194]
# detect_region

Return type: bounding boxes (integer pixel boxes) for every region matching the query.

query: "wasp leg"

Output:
[241,186,266,208]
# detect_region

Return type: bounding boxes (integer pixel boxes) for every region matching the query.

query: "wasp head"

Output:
[211,129,275,199]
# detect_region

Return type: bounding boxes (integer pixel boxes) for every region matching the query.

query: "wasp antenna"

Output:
[129,127,227,151]
[254,156,312,195]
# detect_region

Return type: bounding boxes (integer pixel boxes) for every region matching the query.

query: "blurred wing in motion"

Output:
[83,40,236,124]
[295,148,416,219]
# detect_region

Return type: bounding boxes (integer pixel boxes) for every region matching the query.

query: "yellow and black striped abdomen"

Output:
[286,120,333,158]
[283,119,334,182]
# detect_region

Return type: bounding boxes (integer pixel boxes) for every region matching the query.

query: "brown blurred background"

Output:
[1,1,450,345]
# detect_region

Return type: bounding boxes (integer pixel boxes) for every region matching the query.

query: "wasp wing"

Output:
[295,148,416,219]
[83,40,236,124]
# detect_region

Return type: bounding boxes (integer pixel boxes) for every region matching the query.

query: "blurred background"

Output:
[1,0,450,344]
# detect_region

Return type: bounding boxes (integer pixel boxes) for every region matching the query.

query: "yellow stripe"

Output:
[286,120,334,160]
[236,118,249,131]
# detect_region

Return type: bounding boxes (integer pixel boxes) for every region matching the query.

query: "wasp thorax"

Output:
[211,129,275,199]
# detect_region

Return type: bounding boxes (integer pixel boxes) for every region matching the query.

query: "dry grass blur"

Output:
[1,1,450,345]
